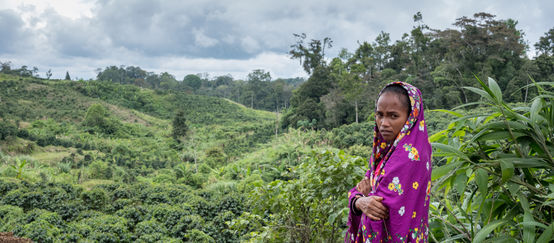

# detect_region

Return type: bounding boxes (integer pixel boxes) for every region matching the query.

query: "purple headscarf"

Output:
[345,82,432,243]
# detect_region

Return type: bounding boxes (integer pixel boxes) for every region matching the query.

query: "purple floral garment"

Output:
[345,82,432,243]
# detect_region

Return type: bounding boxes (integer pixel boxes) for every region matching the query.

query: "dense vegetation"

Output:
[282,13,554,130]
[0,11,552,243]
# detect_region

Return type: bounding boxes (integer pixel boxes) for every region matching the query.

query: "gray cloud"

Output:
[1,0,552,80]
[0,9,31,54]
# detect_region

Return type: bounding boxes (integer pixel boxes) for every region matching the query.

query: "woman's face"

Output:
[376,92,409,143]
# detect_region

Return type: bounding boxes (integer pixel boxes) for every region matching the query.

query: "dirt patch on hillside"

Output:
[0,232,32,243]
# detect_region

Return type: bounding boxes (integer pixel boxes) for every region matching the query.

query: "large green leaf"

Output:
[498,160,514,183]
[464,86,494,103]
[429,109,464,118]
[431,143,470,162]
[455,172,468,197]
[432,161,461,181]
[536,223,553,243]
[474,131,526,142]
[475,168,488,197]
[518,194,536,243]
[488,77,503,104]
[501,157,550,168]
[472,219,508,243]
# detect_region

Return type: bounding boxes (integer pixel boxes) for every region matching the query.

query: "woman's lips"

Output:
[381,130,393,136]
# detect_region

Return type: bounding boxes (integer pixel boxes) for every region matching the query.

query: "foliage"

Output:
[172,110,188,140]
[283,12,550,130]
[429,78,553,242]
[246,150,366,242]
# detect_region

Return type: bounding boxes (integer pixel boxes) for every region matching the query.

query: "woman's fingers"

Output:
[357,196,390,220]
[367,214,382,221]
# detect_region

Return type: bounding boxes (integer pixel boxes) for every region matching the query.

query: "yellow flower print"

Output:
[403,144,420,161]
[413,181,419,190]
[412,211,416,218]
[388,177,403,195]
[381,169,385,176]
[348,191,351,197]
[380,142,387,149]
[419,120,425,131]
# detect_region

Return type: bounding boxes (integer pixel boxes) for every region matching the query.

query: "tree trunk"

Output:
[355,100,359,123]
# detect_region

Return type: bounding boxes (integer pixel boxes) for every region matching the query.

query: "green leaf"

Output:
[474,131,526,142]
[465,86,494,103]
[499,160,514,183]
[518,194,536,243]
[503,157,550,168]
[488,77,503,103]
[477,121,529,132]
[537,223,553,243]
[473,219,508,243]
[475,168,488,197]
[429,109,464,117]
[432,161,461,181]
[431,143,470,162]
[530,98,543,124]
[328,207,348,224]
[455,172,467,197]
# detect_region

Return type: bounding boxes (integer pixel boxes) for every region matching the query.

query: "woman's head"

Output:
[375,84,411,143]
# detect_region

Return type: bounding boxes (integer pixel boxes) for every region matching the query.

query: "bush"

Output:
[21,219,61,243]
[0,120,18,140]
[81,188,108,211]
[185,229,214,243]
[429,78,554,242]
[134,219,168,240]
[78,215,132,242]
[328,122,373,148]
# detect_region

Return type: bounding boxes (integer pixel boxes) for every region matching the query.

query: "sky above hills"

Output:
[1,0,552,80]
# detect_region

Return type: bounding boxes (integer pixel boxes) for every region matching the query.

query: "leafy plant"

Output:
[429,77,553,242]
[246,149,366,242]
[10,158,27,179]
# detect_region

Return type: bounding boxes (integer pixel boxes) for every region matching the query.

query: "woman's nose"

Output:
[380,118,390,127]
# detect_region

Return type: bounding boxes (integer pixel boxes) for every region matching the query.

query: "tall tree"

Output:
[65,71,71,80]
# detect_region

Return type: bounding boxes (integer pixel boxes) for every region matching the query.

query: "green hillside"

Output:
[0,73,552,242]
[0,73,283,241]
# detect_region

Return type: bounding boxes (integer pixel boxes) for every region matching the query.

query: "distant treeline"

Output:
[94,66,303,112]
[2,12,552,131]
[281,12,554,129]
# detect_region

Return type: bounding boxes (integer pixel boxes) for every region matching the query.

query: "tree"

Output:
[183,74,202,90]
[289,33,333,74]
[172,110,188,140]
[246,69,271,109]
[46,69,52,80]
[65,71,71,80]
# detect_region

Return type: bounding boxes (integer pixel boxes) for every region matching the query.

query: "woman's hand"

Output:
[355,196,389,221]
[356,177,371,196]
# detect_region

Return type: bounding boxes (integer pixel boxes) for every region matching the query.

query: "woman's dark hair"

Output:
[381,84,411,116]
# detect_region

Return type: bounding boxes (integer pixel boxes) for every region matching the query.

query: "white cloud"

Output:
[0,0,552,79]
[193,28,219,48]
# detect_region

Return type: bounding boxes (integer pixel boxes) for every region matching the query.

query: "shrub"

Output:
[21,219,61,243]
[134,219,168,240]
[81,188,108,211]
[185,229,214,243]
[429,78,554,242]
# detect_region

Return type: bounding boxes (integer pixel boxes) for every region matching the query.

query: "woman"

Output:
[345,82,432,243]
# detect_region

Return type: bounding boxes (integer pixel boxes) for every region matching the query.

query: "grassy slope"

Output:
[0,74,276,182]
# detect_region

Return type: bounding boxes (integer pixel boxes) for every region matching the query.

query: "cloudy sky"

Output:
[0,0,552,80]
